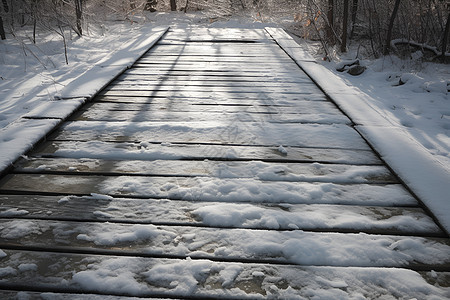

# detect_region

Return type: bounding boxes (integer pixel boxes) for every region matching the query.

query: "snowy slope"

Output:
[0,23,168,174]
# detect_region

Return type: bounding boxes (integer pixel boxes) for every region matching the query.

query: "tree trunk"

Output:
[350,0,358,38]
[0,16,6,40]
[0,0,6,39]
[383,0,401,55]
[74,0,82,36]
[441,12,449,60]
[33,18,36,43]
[144,0,157,12]
[170,0,177,11]
[341,0,349,52]
[2,0,8,12]
[326,0,334,42]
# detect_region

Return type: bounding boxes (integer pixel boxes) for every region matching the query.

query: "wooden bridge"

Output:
[0,27,449,298]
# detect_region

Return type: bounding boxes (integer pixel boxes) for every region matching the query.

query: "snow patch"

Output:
[0,208,29,217]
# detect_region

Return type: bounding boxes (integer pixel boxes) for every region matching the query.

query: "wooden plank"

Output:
[122,69,306,77]
[0,174,416,206]
[83,102,338,115]
[31,141,381,165]
[167,28,269,34]
[159,39,273,44]
[147,43,284,50]
[131,65,301,72]
[14,158,397,183]
[0,195,439,235]
[145,50,289,57]
[0,291,143,299]
[70,110,351,124]
[103,84,321,94]
[1,220,448,268]
[135,57,295,63]
[164,29,271,41]
[99,89,325,99]
[147,42,283,49]
[131,65,301,73]
[159,37,273,43]
[95,92,327,102]
[143,52,288,58]
[0,250,448,298]
[138,56,294,62]
[50,121,371,150]
[133,61,300,69]
[117,74,310,83]
[145,49,289,57]
[111,80,314,88]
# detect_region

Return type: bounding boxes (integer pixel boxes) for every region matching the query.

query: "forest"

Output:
[1,0,448,61]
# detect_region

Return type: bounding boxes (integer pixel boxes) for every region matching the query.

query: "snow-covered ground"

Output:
[278,35,450,232]
[325,50,449,169]
[0,11,449,230]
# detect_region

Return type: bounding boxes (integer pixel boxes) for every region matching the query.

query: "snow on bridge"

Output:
[0,27,449,298]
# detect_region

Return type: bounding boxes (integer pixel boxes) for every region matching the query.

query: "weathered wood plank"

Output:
[82,102,340,116]
[103,84,322,95]
[0,291,145,300]
[164,28,272,41]
[0,195,438,235]
[99,89,326,99]
[161,36,273,42]
[147,43,286,52]
[1,220,448,268]
[147,42,283,48]
[117,74,309,83]
[138,56,294,63]
[134,59,297,65]
[142,52,288,58]
[122,69,306,77]
[158,39,273,44]
[70,110,351,124]
[133,61,300,69]
[131,65,301,73]
[94,94,328,104]
[50,121,371,150]
[144,50,289,57]
[95,93,327,102]
[14,158,396,183]
[111,80,314,88]
[0,174,416,206]
[31,141,382,165]
[0,250,448,298]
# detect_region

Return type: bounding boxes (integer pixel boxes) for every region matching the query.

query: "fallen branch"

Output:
[391,39,439,55]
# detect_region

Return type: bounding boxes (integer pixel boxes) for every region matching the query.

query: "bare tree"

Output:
[75,0,83,36]
[0,0,8,40]
[326,0,334,42]
[341,0,349,52]
[350,0,358,38]
[170,0,177,11]
[384,0,401,55]
[0,16,5,40]
[441,11,449,60]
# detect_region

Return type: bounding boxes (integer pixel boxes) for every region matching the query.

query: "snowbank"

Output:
[0,24,168,175]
